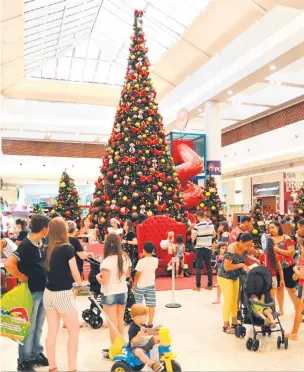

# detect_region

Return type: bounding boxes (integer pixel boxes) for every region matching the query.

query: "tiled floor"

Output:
[1,288,304,371]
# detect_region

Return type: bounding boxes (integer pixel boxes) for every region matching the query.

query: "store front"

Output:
[252,181,281,214]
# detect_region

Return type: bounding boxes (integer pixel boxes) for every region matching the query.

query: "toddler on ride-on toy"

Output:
[129,304,162,371]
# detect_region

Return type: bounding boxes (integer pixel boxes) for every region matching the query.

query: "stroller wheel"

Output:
[235,326,241,338]
[283,337,288,349]
[240,326,246,338]
[252,339,259,352]
[261,326,267,336]
[277,336,282,349]
[82,309,92,322]
[246,338,253,351]
[89,315,103,329]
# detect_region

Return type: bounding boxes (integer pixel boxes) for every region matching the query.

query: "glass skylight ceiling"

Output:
[24,0,209,85]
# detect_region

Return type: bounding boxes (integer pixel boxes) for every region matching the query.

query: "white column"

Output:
[204,101,222,191]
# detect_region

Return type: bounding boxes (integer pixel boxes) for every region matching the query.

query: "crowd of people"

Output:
[1,209,304,371]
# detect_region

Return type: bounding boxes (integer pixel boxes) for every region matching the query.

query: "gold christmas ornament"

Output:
[252,229,258,235]
[60,182,66,188]
[205,192,211,197]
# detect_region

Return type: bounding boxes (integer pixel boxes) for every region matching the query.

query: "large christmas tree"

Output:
[292,183,304,225]
[250,202,266,247]
[53,170,82,225]
[197,176,225,229]
[91,10,186,232]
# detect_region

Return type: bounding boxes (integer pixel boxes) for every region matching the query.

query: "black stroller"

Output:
[82,257,135,328]
[235,266,288,351]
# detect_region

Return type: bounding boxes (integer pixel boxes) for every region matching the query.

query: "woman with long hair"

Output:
[122,220,138,276]
[66,220,91,279]
[43,217,85,372]
[268,221,303,340]
[79,216,92,236]
[97,233,130,359]
[217,221,230,244]
[217,233,253,334]
[260,237,284,301]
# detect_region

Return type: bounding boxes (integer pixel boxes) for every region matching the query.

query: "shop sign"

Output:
[207,161,221,175]
[253,182,280,197]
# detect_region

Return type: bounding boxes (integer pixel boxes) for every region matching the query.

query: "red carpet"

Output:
[155,274,217,291]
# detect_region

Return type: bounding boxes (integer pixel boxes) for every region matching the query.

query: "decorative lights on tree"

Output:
[52,170,82,226]
[250,202,266,247]
[197,175,225,228]
[91,10,186,234]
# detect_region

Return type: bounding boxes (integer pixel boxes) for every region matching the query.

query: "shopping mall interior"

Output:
[1,0,304,371]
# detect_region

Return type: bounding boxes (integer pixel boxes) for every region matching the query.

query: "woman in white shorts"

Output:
[43,217,85,372]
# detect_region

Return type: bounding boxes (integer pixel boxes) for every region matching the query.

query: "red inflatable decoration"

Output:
[175,144,204,209]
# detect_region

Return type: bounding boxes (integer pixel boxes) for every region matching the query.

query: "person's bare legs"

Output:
[45,309,60,371]
[263,309,276,327]
[117,305,126,338]
[148,307,155,326]
[276,286,284,315]
[286,288,303,340]
[61,311,80,371]
[103,305,118,344]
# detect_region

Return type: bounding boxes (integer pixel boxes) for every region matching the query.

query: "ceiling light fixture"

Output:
[269,80,275,84]
[198,108,202,112]
[228,90,233,95]
[270,64,276,71]
[76,132,79,136]
[255,19,260,25]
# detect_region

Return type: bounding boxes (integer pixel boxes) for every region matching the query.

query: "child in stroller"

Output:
[236,265,288,351]
[82,257,135,328]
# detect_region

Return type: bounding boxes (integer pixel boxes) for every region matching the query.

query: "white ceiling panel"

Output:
[229,82,304,106]
[221,103,269,121]
[266,56,304,85]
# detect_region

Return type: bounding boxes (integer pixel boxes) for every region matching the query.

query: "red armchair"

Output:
[136,215,195,275]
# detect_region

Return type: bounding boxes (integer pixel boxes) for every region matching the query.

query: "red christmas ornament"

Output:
[115,180,122,186]
[65,211,71,217]
[71,189,78,195]
[107,171,113,178]
[152,185,159,192]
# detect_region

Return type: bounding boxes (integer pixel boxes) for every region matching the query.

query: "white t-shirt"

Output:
[2,238,17,258]
[135,257,158,288]
[100,255,131,296]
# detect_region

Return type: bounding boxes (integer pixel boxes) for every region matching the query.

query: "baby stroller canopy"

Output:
[246,266,272,303]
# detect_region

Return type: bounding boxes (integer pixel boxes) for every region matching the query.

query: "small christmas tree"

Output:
[53,170,82,225]
[250,202,266,247]
[32,203,43,215]
[91,10,186,233]
[197,176,225,228]
[292,183,304,225]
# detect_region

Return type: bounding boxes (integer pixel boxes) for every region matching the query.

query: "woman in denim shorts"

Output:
[97,233,131,358]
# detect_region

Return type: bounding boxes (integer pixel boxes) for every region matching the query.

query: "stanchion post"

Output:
[165,257,181,308]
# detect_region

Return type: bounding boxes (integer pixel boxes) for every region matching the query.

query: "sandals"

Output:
[212,298,221,304]
[151,363,163,371]
[285,333,298,341]
[223,326,235,334]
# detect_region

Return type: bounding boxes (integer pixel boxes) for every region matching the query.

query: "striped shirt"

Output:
[192,221,215,249]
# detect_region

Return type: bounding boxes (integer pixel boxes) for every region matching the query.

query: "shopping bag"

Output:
[1,283,33,344]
